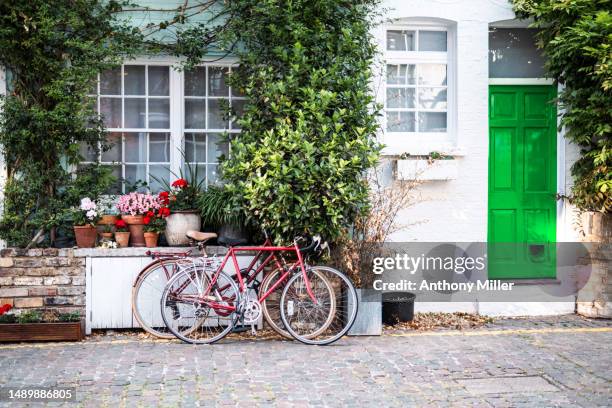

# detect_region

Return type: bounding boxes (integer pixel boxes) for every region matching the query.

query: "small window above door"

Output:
[489,28,546,78]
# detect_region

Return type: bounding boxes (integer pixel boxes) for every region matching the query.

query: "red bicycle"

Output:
[160,235,358,345]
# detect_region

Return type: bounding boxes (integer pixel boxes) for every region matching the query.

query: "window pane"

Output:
[419,112,447,132]
[418,88,447,109]
[386,88,415,109]
[125,164,147,190]
[419,31,447,51]
[231,99,245,129]
[148,165,170,193]
[418,64,447,86]
[185,133,206,162]
[489,28,545,78]
[100,68,121,95]
[148,66,169,96]
[148,99,169,129]
[149,133,170,162]
[386,64,416,85]
[208,99,228,129]
[207,134,229,163]
[100,98,122,128]
[387,30,415,51]
[124,66,145,95]
[102,132,122,162]
[185,99,205,129]
[124,132,146,162]
[386,111,415,132]
[208,67,229,96]
[79,142,98,162]
[105,165,122,194]
[185,67,205,96]
[184,164,206,186]
[207,164,220,186]
[125,98,146,128]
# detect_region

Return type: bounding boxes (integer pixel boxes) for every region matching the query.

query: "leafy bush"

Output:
[198,186,247,228]
[221,0,382,243]
[513,0,611,213]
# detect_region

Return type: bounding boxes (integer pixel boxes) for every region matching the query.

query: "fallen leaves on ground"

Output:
[385,312,495,332]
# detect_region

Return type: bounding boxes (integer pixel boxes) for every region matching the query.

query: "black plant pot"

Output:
[218,223,249,242]
[382,292,415,325]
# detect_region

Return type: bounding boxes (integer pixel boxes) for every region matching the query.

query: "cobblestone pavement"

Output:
[0,315,610,407]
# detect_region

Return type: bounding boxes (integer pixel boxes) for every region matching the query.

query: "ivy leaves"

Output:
[513,0,611,213]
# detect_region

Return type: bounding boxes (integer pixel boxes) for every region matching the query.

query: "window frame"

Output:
[83,56,242,192]
[382,23,456,155]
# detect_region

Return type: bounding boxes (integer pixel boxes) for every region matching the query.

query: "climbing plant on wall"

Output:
[513,0,611,213]
[221,0,383,243]
[0,0,228,247]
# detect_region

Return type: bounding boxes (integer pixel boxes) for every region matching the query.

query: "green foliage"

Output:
[57,312,82,322]
[221,0,382,243]
[16,310,42,324]
[513,0,612,213]
[198,185,248,228]
[0,1,228,247]
[152,158,206,211]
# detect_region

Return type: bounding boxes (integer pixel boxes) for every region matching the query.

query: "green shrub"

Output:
[221,0,382,243]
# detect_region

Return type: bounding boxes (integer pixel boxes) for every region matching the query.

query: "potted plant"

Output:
[72,197,100,248]
[198,185,249,241]
[114,219,130,248]
[99,224,114,241]
[97,196,119,227]
[116,192,161,247]
[143,208,169,248]
[0,306,85,342]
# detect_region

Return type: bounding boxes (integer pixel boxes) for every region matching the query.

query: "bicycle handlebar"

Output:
[296,235,322,254]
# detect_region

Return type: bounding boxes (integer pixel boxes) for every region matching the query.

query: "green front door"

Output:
[488,85,557,279]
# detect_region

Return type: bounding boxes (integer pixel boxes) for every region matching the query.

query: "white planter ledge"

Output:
[74,246,228,257]
[396,159,458,181]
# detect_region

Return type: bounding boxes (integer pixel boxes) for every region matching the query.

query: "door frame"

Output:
[487,81,561,279]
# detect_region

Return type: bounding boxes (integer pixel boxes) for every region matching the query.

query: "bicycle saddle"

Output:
[217,236,248,246]
[185,231,217,242]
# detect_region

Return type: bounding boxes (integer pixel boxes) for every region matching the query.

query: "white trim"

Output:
[0,66,5,249]
[489,78,554,85]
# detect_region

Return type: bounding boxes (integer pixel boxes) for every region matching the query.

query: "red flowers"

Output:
[158,207,170,218]
[158,191,170,205]
[0,304,12,315]
[171,178,188,189]
[115,219,127,229]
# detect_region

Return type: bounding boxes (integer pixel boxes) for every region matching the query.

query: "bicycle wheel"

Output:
[259,268,292,338]
[280,266,358,345]
[133,258,186,339]
[161,267,239,344]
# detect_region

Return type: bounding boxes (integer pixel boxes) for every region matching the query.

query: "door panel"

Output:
[488,85,557,279]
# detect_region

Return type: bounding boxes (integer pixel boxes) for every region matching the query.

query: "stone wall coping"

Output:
[73,246,231,257]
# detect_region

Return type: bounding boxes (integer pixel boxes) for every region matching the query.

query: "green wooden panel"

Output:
[488,85,557,279]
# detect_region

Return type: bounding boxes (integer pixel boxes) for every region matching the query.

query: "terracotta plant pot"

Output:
[122,214,145,247]
[98,214,119,225]
[165,211,201,246]
[74,225,97,248]
[114,231,130,248]
[144,232,159,248]
[99,232,114,241]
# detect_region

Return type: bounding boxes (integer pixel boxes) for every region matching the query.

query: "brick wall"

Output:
[0,248,85,315]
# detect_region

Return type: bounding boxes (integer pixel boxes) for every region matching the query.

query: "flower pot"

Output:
[73,225,97,248]
[348,289,382,336]
[122,215,145,247]
[99,232,114,241]
[98,214,119,225]
[144,232,159,248]
[114,231,130,248]
[165,211,201,246]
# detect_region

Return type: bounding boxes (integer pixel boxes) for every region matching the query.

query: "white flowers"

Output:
[80,197,97,211]
[86,209,98,220]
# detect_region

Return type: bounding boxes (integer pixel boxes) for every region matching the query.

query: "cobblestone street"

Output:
[0,316,610,407]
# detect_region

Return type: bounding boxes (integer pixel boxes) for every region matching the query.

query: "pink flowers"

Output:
[116,192,161,216]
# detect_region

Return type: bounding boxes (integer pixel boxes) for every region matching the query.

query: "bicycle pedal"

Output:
[231,325,250,333]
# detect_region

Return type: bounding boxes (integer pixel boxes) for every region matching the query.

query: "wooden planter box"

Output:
[0,320,85,342]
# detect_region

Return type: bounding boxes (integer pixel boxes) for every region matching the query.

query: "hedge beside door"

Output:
[488,85,557,279]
